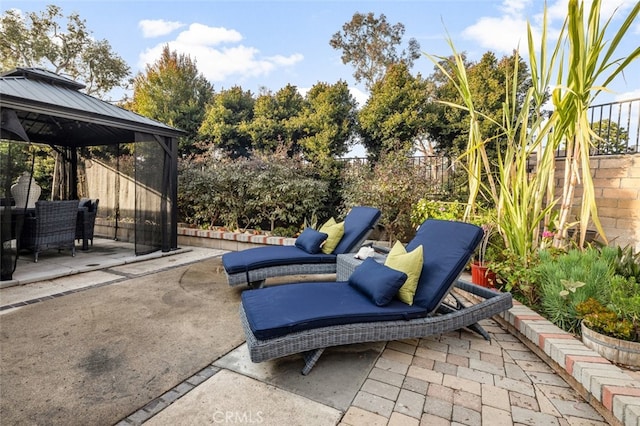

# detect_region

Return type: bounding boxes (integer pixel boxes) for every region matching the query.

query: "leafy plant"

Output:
[342,151,435,243]
[410,199,465,226]
[612,245,640,282]
[491,250,541,306]
[577,297,637,342]
[425,0,640,266]
[537,247,616,333]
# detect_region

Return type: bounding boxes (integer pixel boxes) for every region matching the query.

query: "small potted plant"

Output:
[471,222,497,288]
[575,248,640,367]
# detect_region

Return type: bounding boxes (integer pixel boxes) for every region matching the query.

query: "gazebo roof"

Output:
[0,67,185,146]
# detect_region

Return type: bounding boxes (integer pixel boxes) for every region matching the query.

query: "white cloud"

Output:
[138,23,303,83]
[462,15,530,54]
[499,0,531,17]
[175,23,242,45]
[460,0,574,57]
[349,87,368,108]
[615,89,640,102]
[139,19,185,38]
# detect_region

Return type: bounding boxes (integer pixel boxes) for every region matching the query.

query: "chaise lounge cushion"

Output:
[222,206,382,281]
[223,246,336,275]
[332,207,382,254]
[406,220,483,313]
[242,282,429,340]
[348,258,407,306]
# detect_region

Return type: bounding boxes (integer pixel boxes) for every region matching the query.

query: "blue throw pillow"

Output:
[348,257,408,306]
[295,227,328,254]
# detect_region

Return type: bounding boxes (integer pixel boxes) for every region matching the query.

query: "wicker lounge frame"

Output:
[240,281,512,375]
[226,263,338,287]
[224,206,381,288]
[239,219,514,375]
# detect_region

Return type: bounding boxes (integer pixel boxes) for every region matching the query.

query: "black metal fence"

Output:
[341,155,459,197]
[557,97,640,156]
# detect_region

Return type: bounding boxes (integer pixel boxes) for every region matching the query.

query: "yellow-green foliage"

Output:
[577,298,637,342]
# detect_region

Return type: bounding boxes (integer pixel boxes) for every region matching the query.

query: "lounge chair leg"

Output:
[301,348,325,375]
[248,280,265,289]
[467,322,491,341]
[438,300,491,341]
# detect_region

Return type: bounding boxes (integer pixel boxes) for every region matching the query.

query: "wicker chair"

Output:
[239,219,513,375]
[20,200,78,262]
[76,198,99,250]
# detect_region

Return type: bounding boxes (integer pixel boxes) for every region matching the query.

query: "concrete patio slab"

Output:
[144,369,342,426]
[214,342,385,411]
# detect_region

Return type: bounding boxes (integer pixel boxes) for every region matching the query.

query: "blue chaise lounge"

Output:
[222,206,381,288]
[239,219,513,374]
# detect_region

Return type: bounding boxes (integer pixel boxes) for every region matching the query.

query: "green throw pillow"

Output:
[319,218,345,254]
[384,241,423,305]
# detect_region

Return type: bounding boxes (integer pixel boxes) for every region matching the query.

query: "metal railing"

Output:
[557,97,640,156]
[341,155,458,196]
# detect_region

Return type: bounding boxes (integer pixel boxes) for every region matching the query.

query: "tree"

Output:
[198,86,255,158]
[358,62,431,162]
[591,119,630,154]
[128,45,214,156]
[246,84,305,154]
[0,4,129,98]
[296,81,358,166]
[330,12,420,90]
[426,51,532,157]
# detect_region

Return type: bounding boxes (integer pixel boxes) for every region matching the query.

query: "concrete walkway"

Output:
[1,239,634,425]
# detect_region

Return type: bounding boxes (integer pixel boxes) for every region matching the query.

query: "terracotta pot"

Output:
[581,322,640,368]
[471,261,496,288]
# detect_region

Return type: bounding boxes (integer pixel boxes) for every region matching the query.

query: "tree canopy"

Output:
[330,12,421,90]
[198,86,255,159]
[425,51,532,157]
[0,4,129,98]
[296,81,358,166]
[128,45,214,156]
[358,62,431,161]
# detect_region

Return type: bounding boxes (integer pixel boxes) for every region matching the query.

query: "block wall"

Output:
[554,153,640,250]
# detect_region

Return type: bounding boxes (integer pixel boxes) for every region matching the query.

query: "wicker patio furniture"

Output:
[222,206,381,288]
[76,198,99,250]
[239,219,513,375]
[20,200,79,262]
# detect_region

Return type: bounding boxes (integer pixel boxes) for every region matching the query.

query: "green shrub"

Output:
[341,152,438,243]
[178,153,329,232]
[537,247,616,334]
[410,199,465,226]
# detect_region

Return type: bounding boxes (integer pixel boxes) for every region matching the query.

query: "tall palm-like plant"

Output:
[428,0,639,259]
[550,0,639,247]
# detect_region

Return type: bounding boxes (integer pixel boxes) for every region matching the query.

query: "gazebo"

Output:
[0,68,186,280]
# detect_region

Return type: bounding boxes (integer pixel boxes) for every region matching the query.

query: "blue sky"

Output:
[4,0,639,107]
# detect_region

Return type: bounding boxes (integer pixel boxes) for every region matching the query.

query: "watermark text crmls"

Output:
[212,410,264,424]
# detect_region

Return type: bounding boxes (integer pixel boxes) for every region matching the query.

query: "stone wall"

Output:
[554,153,640,250]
